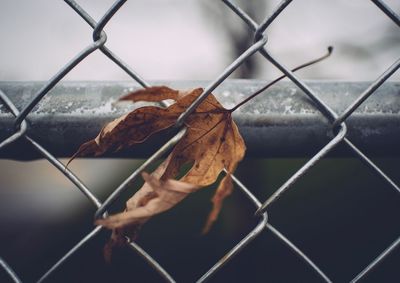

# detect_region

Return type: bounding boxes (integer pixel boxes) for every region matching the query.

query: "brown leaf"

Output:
[119,86,182,102]
[69,87,203,160]
[162,89,245,186]
[71,86,246,255]
[96,158,200,230]
[202,173,233,234]
[99,155,199,261]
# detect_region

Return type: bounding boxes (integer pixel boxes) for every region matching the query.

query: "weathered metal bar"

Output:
[0,80,399,159]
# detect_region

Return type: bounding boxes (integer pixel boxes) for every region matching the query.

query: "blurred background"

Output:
[0,0,399,282]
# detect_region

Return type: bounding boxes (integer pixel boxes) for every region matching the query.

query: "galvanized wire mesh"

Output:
[0,0,399,282]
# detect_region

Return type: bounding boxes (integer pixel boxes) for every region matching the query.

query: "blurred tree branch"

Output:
[200,0,267,78]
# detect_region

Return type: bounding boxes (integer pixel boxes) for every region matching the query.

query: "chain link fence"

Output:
[0,0,399,282]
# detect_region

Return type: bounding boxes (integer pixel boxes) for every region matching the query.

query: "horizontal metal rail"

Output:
[0,80,399,159]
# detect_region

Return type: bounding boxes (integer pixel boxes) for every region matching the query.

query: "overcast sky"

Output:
[0,0,399,81]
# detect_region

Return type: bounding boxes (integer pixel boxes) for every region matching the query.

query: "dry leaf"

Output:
[99,155,200,261]
[96,156,200,230]
[202,173,233,234]
[71,86,246,255]
[69,86,190,160]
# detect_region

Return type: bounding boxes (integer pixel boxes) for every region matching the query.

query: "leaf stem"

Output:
[228,46,333,113]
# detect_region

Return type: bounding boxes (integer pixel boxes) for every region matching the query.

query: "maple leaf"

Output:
[96,155,200,230]
[68,47,333,260]
[71,86,246,255]
[99,155,200,261]
[68,86,189,159]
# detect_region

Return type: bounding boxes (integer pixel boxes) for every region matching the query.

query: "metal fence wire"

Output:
[0,0,399,282]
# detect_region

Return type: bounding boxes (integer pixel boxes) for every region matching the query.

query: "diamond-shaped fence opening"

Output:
[0,0,399,282]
